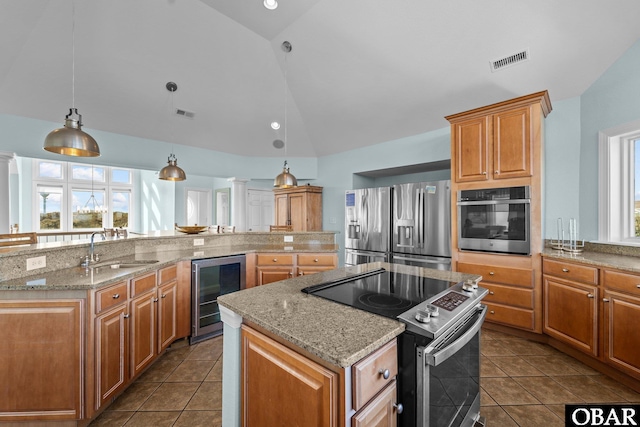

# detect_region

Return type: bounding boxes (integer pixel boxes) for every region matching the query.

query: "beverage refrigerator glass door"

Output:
[191,255,246,343]
[457,186,531,255]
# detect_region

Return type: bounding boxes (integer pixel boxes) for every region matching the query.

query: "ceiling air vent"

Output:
[490,48,530,72]
[175,108,195,119]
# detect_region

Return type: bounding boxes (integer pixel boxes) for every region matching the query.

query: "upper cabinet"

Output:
[273,185,323,232]
[446,91,552,183]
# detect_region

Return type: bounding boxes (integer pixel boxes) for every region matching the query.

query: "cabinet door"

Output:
[603,290,640,379]
[492,106,532,179]
[543,276,598,356]
[256,266,294,285]
[452,116,490,182]
[297,266,334,277]
[95,305,128,410]
[274,194,289,226]
[158,281,178,353]
[242,326,338,427]
[0,300,83,422]
[288,192,306,231]
[130,292,157,378]
[352,381,398,427]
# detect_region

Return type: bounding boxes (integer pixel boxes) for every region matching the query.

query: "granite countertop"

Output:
[217,262,481,368]
[0,243,339,291]
[542,247,640,274]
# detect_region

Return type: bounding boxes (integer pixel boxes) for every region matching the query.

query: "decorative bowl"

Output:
[175,225,209,234]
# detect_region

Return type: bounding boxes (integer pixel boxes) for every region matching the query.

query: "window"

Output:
[598,120,640,244]
[33,159,134,232]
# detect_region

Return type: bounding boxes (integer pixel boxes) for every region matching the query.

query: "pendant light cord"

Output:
[71,0,75,110]
[284,48,288,158]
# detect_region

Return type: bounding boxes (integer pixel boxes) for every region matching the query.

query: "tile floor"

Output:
[89,328,640,426]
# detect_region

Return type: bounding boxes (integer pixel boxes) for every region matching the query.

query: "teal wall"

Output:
[4,38,640,247]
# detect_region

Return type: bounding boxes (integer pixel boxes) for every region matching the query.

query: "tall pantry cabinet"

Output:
[273,185,323,231]
[446,91,552,333]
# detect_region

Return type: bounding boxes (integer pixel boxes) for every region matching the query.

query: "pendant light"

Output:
[274,41,298,188]
[159,82,187,181]
[43,0,100,157]
[80,164,107,213]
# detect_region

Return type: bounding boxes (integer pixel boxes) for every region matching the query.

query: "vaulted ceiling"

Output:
[1,0,639,158]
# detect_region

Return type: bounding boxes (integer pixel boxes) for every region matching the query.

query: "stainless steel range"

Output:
[302,267,487,427]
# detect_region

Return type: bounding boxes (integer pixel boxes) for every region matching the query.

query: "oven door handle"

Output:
[424,305,487,366]
[457,199,530,206]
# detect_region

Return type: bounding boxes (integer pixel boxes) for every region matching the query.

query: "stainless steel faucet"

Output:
[87,231,105,264]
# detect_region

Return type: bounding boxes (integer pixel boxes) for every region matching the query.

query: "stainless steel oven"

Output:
[457,186,531,255]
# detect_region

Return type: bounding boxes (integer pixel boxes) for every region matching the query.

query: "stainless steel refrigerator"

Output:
[392,180,452,270]
[344,187,392,266]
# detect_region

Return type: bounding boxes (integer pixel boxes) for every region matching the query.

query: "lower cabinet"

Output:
[95,304,128,410]
[253,252,338,287]
[241,325,400,427]
[0,299,84,422]
[241,325,339,427]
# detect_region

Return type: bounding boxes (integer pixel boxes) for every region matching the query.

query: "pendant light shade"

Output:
[274,160,297,188]
[44,108,100,157]
[43,1,100,157]
[274,41,298,188]
[159,153,186,181]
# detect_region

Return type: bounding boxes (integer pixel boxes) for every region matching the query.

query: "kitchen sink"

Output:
[90,259,159,269]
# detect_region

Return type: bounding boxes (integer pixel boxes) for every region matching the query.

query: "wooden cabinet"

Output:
[130,272,158,378]
[602,269,640,379]
[157,265,178,353]
[446,92,551,183]
[241,325,339,427]
[0,300,84,422]
[543,259,599,356]
[273,185,323,231]
[94,281,129,411]
[352,339,398,411]
[457,260,536,331]
[253,252,338,286]
[352,381,397,427]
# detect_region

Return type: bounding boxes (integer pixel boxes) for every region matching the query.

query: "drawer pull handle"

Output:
[273,258,278,262]
[288,272,293,277]
[489,272,495,276]
[562,268,570,273]
[123,314,130,318]
[314,258,319,262]
[379,369,390,380]
[637,285,640,289]
[587,294,594,298]
[112,293,120,299]
[490,310,495,314]
[603,298,610,302]
[394,403,404,414]
[489,291,494,295]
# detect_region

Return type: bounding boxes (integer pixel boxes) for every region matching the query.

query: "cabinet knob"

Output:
[273,258,278,262]
[482,171,487,175]
[153,298,159,302]
[636,285,640,289]
[489,291,494,295]
[123,314,130,318]
[314,258,319,263]
[489,271,495,275]
[603,298,610,302]
[112,293,120,299]
[562,268,570,273]
[161,294,167,298]
[288,272,293,277]
[494,170,499,174]
[394,403,404,414]
[587,294,594,298]
[490,310,495,314]
[379,369,390,380]
[299,272,304,276]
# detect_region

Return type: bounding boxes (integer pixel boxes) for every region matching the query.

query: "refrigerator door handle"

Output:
[418,188,424,249]
[415,187,421,249]
[392,255,452,265]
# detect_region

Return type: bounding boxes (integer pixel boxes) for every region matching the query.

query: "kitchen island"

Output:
[217,262,481,427]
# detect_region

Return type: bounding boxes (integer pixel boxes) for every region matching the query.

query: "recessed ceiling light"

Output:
[271,121,280,130]
[263,0,278,10]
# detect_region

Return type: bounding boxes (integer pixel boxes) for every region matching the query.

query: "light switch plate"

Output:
[26,256,46,271]
[284,235,293,242]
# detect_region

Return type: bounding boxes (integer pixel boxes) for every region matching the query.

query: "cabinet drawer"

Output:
[158,264,177,285]
[256,254,294,266]
[297,253,336,267]
[95,281,128,314]
[483,283,534,309]
[543,258,598,285]
[457,262,533,288]
[485,302,535,331]
[603,269,640,295]
[130,272,157,297]
[352,339,397,411]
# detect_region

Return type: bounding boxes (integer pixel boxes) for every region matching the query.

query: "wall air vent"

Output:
[490,48,530,72]
[175,108,195,119]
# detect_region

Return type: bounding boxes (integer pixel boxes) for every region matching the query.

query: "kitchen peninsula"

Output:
[0,230,338,425]
[216,262,482,427]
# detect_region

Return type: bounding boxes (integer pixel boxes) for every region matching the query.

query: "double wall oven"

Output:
[457,185,531,255]
[302,268,487,427]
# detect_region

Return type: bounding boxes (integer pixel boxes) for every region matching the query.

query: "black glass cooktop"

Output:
[301,268,459,319]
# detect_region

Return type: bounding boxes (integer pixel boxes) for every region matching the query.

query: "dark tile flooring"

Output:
[89,329,640,426]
